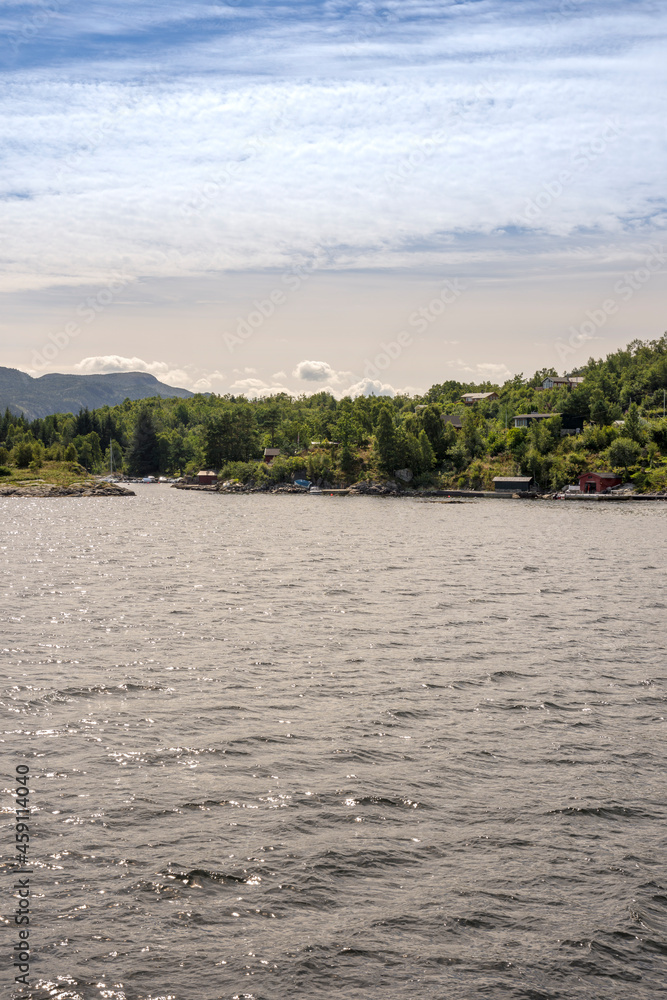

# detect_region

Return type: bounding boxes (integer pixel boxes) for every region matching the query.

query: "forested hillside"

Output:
[2,336,666,492]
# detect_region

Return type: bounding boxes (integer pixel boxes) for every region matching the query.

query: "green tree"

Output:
[449,440,469,472]
[31,441,46,468]
[421,405,448,461]
[126,408,159,475]
[419,429,436,471]
[623,402,645,443]
[606,437,641,477]
[258,402,281,447]
[15,442,33,467]
[78,440,94,469]
[335,411,357,476]
[530,416,560,455]
[374,405,398,474]
[462,411,484,458]
[204,406,258,467]
[441,420,458,453]
[506,427,528,458]
[589,389,610,426]
[399,430,423,474]
[649,419,667,450]
[85,432,103,469]
[64,443,78,462]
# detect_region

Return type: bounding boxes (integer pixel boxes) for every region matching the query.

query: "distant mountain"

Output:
[0,367,194,421]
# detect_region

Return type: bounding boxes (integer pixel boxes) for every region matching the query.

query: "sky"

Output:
[1,0,666,398]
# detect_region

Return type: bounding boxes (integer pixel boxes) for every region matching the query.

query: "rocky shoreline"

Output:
[170,480,667,501]
[171,480,536,498]
[0,481,136,498]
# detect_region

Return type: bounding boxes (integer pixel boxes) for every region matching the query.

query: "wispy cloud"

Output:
[0,0,665,291]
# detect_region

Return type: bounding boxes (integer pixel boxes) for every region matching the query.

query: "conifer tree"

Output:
[126,407,159,475]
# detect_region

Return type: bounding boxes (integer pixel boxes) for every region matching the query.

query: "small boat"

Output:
[295,479,311,489]
[308,486,323,494]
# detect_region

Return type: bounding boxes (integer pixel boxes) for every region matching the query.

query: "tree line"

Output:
[1,334,666,492]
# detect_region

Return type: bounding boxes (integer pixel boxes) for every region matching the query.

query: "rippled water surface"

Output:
[2,488,666,999]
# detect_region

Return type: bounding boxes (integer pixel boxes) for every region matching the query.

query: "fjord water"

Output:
[2,489,666,1000]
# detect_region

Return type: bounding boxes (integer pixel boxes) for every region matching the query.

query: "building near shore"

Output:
[493,475,535,491]
[197,470,217,485]
[264,448,281,464]
[579,471,623,494]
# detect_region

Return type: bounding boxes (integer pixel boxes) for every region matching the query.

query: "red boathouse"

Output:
[578,471,623,494]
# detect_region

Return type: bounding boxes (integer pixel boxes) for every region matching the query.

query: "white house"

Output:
[461,392,498,405]
[542,376,584,390]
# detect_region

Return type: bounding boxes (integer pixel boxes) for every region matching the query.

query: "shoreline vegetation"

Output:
[1,336,667,497]
[0,461,135,497]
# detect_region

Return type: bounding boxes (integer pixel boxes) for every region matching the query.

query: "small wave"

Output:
[549,804,654,819]
[30,681,169,705]
[490,670,534,680]
[162,867,248,885]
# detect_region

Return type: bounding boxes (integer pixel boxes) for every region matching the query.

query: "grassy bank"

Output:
[0,461,95,488]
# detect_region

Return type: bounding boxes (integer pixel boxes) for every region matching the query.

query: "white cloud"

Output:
[290,360,405,396]
[228,377,295,399]
[191,371,227,392]
[345,377,397,398]
[293,359,339,382]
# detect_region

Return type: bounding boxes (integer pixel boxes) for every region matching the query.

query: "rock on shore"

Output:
[0,481,135,498]
[347,480,401,495]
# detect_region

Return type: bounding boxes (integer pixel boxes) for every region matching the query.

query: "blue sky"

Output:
[1,0,665,396]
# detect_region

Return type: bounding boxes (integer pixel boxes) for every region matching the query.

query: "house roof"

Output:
[197,470,217,476]
[584,471,622,479]
[441,414,462,426]
[514,413,552,419]
[462,392,497,399]
[493,476,533,482]
[263,448,281,456]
